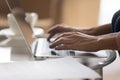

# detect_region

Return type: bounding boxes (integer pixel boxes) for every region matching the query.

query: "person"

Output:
[47,10,120,52]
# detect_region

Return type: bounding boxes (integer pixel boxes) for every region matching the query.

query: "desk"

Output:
[0,29,117,80]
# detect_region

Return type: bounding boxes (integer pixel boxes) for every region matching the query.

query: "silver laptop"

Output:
[6,0,100,59]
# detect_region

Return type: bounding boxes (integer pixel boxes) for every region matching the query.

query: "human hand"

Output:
[50,32,101,52]
[47,24,78,41]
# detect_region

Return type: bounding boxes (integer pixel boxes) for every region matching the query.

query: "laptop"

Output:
[5,0,105,60]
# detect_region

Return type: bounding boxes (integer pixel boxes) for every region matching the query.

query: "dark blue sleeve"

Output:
[112,10,120,32]
[111,9,120,54]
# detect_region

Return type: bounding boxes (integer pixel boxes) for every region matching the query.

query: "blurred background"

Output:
[0,0,120,80]
[1,0,120,31]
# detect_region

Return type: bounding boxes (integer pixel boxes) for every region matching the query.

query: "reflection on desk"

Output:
[0,28,44,38]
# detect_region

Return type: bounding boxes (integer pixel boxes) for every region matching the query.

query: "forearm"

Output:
[97,32,118,50]
[77,23,112,35]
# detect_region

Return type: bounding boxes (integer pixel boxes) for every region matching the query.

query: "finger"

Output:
[47,24,67,33]
[47,25,60,33]
[55,44,72,50]
[50,37,71,48]
[49,38,64,48]
[53,32,72,42]
[47,25,62,41]
[47,33,55,41]
[47,31,68,42]
[47,27,55,34]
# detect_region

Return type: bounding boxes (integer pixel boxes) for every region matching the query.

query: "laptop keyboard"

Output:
[35,38,75,57]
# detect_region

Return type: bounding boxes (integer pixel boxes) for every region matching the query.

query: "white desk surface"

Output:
[0,29,105,79]
[0,57,100,80]
[0,38,102,80]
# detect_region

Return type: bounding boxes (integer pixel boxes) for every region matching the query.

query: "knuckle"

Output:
[59,38,65,42]
[59,33,65,37]
[55,24,62,28]
[74,32,80,34]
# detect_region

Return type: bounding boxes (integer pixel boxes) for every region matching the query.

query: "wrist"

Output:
[97,33,118,50]
[115,33,120,50]
[77,28,96,35]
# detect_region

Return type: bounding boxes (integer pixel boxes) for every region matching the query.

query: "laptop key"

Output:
[69,50,75,56]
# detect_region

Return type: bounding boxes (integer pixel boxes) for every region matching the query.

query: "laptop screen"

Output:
[5,0,36,54]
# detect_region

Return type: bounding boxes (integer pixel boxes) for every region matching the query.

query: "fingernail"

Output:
[55,46,60,50]
[49,44,54,48]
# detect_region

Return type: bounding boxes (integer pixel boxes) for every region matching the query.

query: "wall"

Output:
[0,0,100,29]
[20,0,51,19]
[19,0,101,28]
[98,0,120,25]
[60,0,100,28]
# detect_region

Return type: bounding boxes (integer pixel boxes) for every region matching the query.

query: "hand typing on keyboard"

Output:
[48,38,76,56]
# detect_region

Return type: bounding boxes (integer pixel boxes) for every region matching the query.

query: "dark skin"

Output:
[48,24,112,39]
[47,24,119,52]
